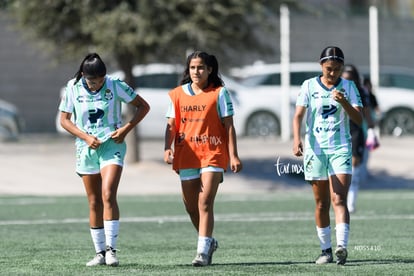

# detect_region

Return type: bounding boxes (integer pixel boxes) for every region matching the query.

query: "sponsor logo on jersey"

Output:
[321,104,337,119]
[88,108,105,124]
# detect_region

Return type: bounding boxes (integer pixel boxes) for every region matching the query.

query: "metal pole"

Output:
[280,4,290,141]
[369,6,379,94]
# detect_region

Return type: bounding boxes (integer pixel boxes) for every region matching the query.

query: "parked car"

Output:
[230,62,414,137]
[362,66,414,136]
[0,98,24,141]
[56,63,281,138]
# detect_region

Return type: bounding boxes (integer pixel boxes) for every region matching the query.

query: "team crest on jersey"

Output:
[104,89,113,100]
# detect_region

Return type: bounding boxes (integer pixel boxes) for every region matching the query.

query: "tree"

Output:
[10,0,282,162]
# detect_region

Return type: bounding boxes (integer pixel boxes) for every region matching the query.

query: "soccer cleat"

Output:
[192,238,219,266]
[315,248,333,264]
[208,238,218,265]
[335,245,348,265]
[86,252,105,266]
[192,253,209,267]
[105,246,119,267]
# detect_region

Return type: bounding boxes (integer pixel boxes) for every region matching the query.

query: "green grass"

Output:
[1,190,414,275]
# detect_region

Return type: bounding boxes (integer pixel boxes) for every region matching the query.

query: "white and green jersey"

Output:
[59,76,137,146]
[296,76,362,154]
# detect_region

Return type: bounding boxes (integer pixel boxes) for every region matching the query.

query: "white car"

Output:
[231,62,414,137]
[364,66,414,136]
[56,63,281,138]
[0,98,24,141]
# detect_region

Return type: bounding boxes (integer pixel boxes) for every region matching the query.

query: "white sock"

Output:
[104,220,120,250]
[336,223,350,248]
[197,236,212,255]
[348,165,361,212]
[316,226,332,250]
[90,227,105,253]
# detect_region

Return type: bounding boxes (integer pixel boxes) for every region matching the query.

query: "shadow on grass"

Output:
[345,258,414,266]
[361,170,414,190]
[173,258,414,267]
[214,261,314,266]
[232,157,307,188]
[112,258,414,270]
[174,261,314,267]
[232,157,414,190]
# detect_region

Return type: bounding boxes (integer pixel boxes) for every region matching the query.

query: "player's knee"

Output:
[198,199,213,213]
[101,190,117,206]
[331,194,347,206]
[185,205,199,217]
[315,200,330,211]
[89,198,103,212]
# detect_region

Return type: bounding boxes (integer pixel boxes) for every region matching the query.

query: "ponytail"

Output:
[74,53,107,84]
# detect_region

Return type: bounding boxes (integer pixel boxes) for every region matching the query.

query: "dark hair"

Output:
[363,77,371,86]
[319,46,345,64]
[343,64,363,91]
[180,51,224,87]
[74,53,107,83]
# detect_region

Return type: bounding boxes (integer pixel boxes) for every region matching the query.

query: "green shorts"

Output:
[303,149,352,181]
[179,166,224,181]
[76,139,126,175]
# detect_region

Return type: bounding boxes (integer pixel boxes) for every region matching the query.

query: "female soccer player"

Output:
[59,53,150,266]
[164,51,242,266]
[292,46,363,265]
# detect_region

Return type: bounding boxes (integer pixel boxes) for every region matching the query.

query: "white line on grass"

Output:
[0,198,58,205]
[1,213,414,226]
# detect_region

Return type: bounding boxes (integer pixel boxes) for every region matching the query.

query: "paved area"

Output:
[0,134,413,195]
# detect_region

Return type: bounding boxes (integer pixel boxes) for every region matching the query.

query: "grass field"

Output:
[1,190,414,275]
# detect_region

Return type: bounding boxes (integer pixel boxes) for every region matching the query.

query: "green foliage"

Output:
[10,0,284,70]
[0,0,11,9]
[9,0,290,162]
